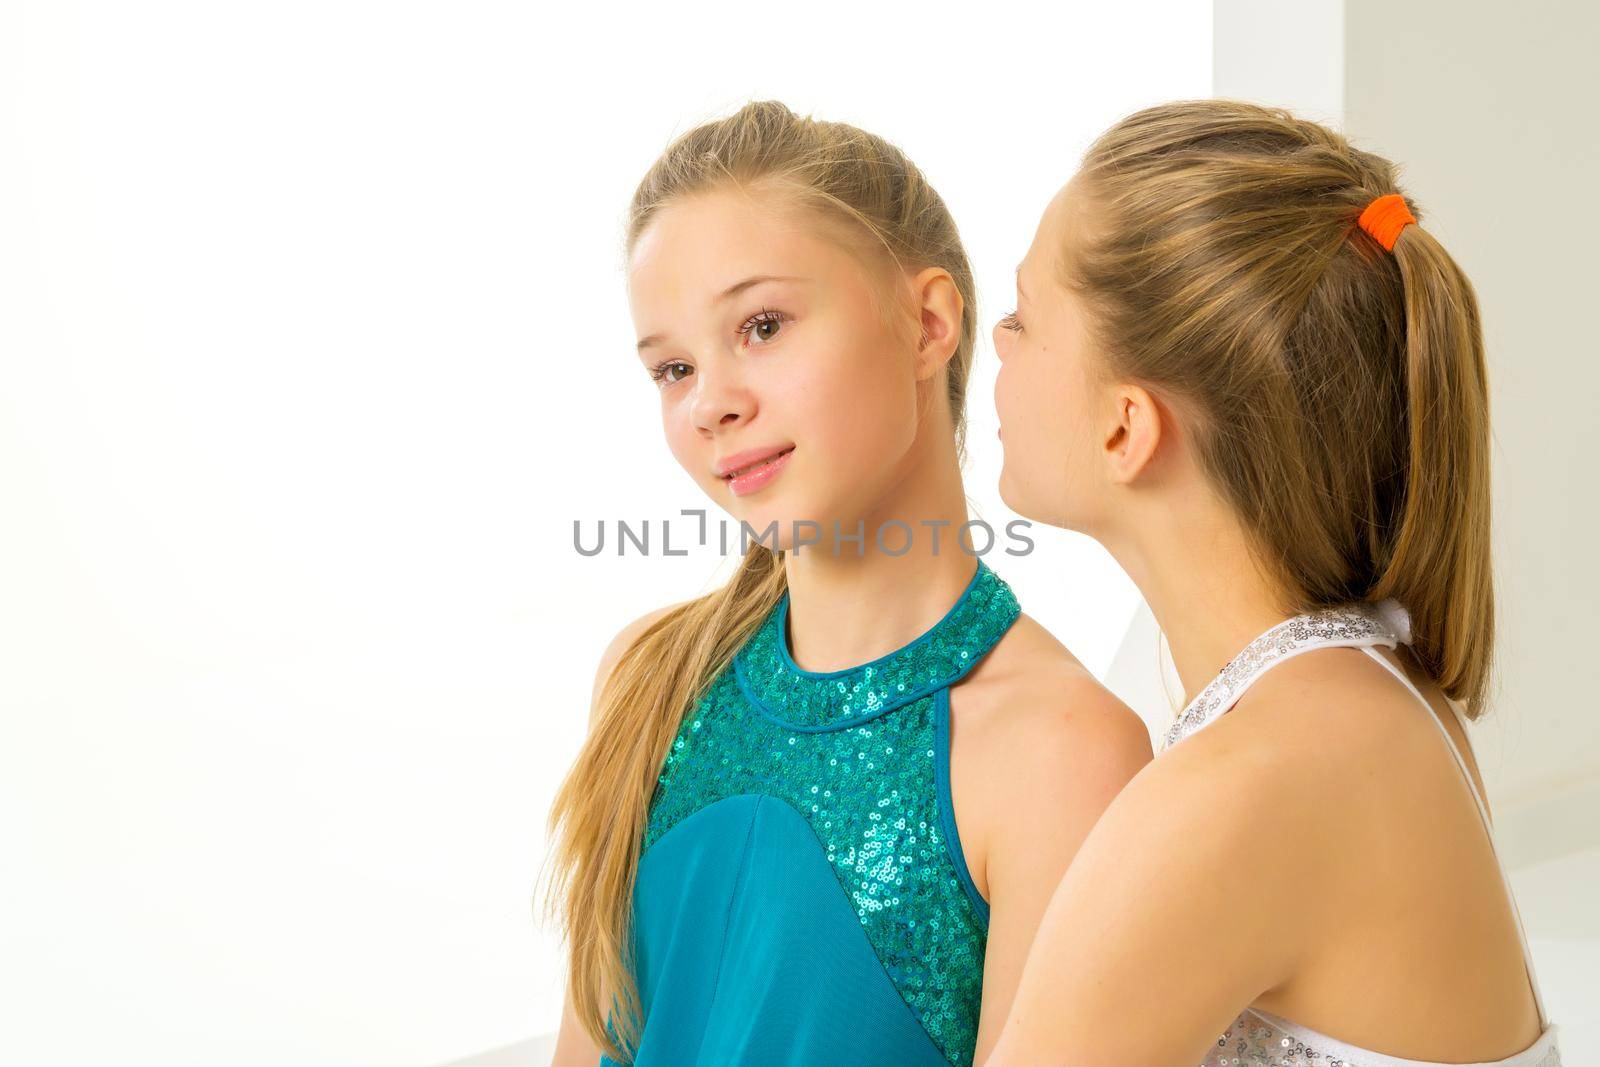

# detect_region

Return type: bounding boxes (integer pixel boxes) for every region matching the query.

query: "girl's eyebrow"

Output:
[1015,264,1030,304]
[636,274,808,352]
[715,273,806,305]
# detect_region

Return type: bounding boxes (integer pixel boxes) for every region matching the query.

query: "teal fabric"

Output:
[599,795,951,1067]
[603,558,1022,1066]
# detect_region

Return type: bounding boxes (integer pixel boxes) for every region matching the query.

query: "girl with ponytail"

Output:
[985,99,1562,1065]
[540,100,1150,1066]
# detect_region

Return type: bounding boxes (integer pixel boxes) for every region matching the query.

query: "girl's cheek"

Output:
[662,414,700,476]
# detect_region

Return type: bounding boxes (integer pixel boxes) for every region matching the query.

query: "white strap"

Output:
[1162,606,1399,751]
[1357,646,1550,1029]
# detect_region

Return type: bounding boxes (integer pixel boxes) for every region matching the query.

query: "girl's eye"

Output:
[739,307,789,345]
[998,309,1022,333]
[649,360,692,386]
[648,308,788,388]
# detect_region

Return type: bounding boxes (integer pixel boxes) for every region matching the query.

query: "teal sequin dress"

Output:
[600,558,1021,1067]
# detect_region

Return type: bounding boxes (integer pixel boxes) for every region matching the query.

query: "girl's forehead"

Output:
[631,195,834,282]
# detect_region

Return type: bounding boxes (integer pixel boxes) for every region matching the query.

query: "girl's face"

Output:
[628,189,929,548]
[992,181,1112,532]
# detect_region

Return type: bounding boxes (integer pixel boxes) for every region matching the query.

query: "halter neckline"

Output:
[733,557,1020,733]
[1161,598,1410,752]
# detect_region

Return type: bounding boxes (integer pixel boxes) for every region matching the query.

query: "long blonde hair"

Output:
[539,99,980,1061]
[1063,99,1496,715]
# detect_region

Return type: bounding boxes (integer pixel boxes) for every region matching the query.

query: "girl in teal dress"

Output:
[542,100,1151,1067]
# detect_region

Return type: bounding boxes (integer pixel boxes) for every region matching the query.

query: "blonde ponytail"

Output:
[1368,220,1496,714]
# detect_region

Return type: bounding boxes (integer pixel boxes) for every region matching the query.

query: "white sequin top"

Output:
[1161,599,1563,1067]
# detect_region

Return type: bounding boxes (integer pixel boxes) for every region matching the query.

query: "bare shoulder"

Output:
[1224,644,1463,794]
[1061,643,1502,977]
[1136,648,1405,813]
[955,610,1153,769]
[961,654,1458,1052]
[1117,645,1454,884]
[588,598,696,725]
[950,611,1154,896]
[983,718,1327,1037]
[1056,707,1329,937]
[1212,642,1496,858]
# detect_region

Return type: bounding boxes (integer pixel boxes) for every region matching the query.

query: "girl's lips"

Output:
[725,446,794,496]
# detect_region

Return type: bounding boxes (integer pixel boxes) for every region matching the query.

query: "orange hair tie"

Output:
[1358,193,1416,252]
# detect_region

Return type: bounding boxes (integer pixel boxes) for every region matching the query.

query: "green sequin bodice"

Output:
[641,558,1021,1065]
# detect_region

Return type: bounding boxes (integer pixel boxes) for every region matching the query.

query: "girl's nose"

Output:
[689,364,756,434]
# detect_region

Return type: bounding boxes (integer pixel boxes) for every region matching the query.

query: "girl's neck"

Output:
[779,421,977,674]
[1101,494,1296,707]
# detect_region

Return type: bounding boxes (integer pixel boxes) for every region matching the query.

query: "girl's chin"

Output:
[727,503,798,536]
[710,495,781,528]
[725,504,841,552]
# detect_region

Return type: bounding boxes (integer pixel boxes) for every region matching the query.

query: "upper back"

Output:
[1156,610,1550,1062]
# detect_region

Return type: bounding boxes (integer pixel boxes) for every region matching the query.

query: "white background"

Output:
[1,2,1207,1063]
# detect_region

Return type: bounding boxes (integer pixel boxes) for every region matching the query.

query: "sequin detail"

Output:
[1196,1009,1563,1067]
[735,557,1021,730]
[1161,603,1398,752]
[642,560,1022,1066]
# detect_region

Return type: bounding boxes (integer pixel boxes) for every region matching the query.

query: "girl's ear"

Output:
[910,266,963,381]
[1103,383,1164,485]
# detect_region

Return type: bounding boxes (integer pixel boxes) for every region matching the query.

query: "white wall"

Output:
[1213,0,1343,126]
[1343,0,1600,1050]
[0,2,1206,1064]
[1342,0,1600,831]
